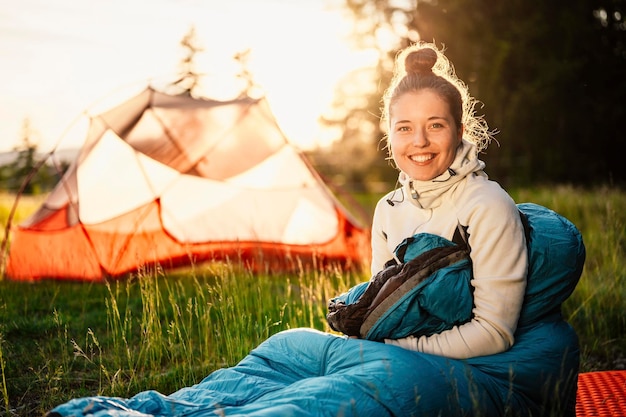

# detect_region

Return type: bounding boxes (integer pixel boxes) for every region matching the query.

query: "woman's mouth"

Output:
[409,153,435,163]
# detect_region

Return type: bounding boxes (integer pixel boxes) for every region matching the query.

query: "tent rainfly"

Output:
[5,88,371,281]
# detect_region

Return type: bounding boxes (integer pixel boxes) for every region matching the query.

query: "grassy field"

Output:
[0,186,625,416]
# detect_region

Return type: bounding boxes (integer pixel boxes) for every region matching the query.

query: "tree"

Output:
[315,64,398,193]
[316,0,416,192]
[173,25,205,95]
[409,0,626,186]
[334,0,626,186]
[0,119,62,194]
[0,119,41,194]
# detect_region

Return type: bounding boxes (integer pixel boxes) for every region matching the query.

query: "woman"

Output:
[47,42,582,417]
[372,44,528,359]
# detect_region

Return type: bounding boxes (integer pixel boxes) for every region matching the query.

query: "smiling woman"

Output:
[0,0,376,153]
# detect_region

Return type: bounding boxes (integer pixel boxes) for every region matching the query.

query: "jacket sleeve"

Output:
[385,186,528,359]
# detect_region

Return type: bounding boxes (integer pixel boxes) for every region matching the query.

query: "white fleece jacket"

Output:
[372,140,528,359]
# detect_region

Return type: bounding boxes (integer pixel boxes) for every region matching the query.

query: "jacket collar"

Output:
[398,139,487,209]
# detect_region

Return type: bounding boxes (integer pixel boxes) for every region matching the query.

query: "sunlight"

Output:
[0,0,378,154]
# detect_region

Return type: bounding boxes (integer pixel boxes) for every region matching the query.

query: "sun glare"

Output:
[0,0,377,154]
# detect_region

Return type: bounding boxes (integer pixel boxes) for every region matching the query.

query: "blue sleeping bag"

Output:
[48,203,585,417]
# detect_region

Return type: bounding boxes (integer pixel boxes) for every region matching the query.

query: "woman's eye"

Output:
[397,126,410,132]
[430,122,443,129]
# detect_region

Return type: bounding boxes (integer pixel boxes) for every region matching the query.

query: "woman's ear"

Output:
[457,124,465,143]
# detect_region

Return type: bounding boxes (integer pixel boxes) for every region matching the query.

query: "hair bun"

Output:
[405,48,437,75]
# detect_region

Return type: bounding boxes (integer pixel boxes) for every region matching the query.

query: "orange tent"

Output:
[5,88,370,281]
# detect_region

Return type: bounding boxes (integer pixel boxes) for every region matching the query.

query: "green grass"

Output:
[0,263,360,415]
[0,186,625,416]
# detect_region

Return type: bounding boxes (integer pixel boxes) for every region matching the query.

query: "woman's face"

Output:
[389,89,463,181]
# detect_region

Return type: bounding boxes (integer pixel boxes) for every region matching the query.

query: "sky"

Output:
[0,0,377,154]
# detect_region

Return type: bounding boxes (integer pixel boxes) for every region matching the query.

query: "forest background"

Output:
[314,0,626,192]
[1,0,625,194]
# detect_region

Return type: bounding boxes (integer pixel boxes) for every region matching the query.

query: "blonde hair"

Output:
[382,42,494,153]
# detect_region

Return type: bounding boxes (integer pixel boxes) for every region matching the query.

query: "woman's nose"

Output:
[411,129,429,146]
